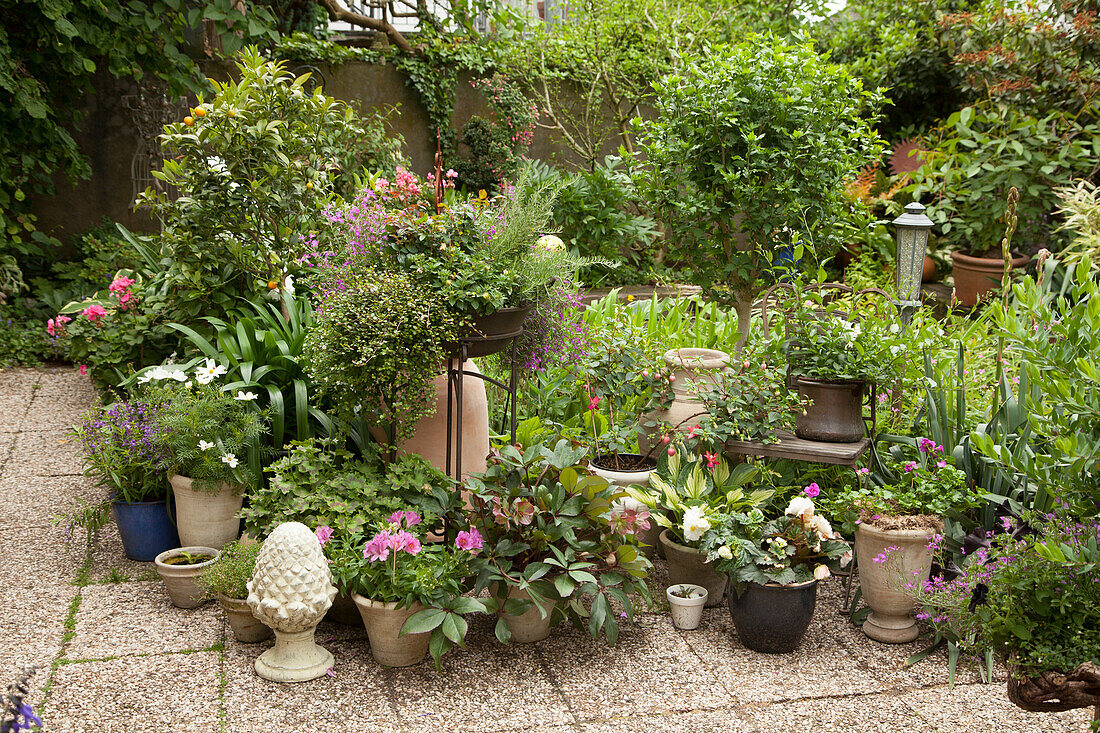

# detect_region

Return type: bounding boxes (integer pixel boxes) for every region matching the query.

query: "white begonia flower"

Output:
[221,453,239,469]
[784,496,815,523]
[811,515,834,540]
[770,536,788,549]
[234,390,258,401]
[813,564,831,581]
[682,506,711,543]
[198,440,214,451]
[717,545,733,560]
[167,370,187,382]
[840,551,853,568]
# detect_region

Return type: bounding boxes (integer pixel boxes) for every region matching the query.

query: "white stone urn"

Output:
[855,521,938,643]
[247,522,337,682]
[640,348,730,453]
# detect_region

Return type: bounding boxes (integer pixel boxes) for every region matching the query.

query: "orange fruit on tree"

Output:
[183,116,194,126]
[194,107,206,118]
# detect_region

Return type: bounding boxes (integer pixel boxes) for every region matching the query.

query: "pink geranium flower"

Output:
[315,525,334,546]
[392,530,421,555]
[82,304,107,325]
[455,527,484,553]
[804,482,820,498]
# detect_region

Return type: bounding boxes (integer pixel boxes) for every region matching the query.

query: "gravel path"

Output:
[0,366,1091,733]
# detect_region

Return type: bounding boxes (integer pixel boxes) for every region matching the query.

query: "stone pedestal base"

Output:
[254,628,333,682]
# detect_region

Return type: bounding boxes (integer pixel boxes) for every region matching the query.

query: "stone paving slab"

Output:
[533,615,734,721]
[0,369,43,399]
[739,692,922,732]
[388,615,575,732]
[45,651,223,733]
[223,638,403,733]
[0,521,85,586]
[20,398,89,433]
[5,430,85,477]
[83,522,160,584]
[0,474,100,527]
[0,398,29,433]
[0,582,76,686]
[572,708,758,732]
[900,682,1093,732]
[67,581,223,660]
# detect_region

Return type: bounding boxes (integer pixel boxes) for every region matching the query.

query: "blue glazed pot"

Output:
[111,500,179,562]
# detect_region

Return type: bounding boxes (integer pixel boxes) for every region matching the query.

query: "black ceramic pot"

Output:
[728,579,818,653]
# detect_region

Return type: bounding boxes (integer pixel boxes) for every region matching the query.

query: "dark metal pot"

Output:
[794,378,865,442]
[728,579,818,653]
[451,305,532,358]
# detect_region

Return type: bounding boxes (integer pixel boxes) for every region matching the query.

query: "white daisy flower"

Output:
[221,453,239,469]
[195,358,227,384]
[198,440,214,451]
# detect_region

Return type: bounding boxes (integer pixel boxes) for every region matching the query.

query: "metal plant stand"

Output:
[444,331,522,481]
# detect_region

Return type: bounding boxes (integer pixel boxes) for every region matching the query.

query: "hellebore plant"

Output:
[464,439,652,645]
[326,510,487,667]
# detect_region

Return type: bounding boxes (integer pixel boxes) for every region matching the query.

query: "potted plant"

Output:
[700,492,851,653]
[912,510,1100,715]
[666,584,708,630]
[138,359,268,549]
[72,400,177,561]
[842,439,975,643]
[625,449,770,607]
[328,509,485,668]
[638,37,882,351]
[785,297,909,443]
[301,165,585,455]
[154,546,220,609]
[465,439,652,644]
[195,539,271,643]
[243,438,462,624]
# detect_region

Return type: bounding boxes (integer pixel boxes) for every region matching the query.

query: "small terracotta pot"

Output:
[666,584,708,630]
[728,579,818,653]
[660,530,726,607]
[950,251,1030,308]
[154,546,219,609]
[795,378,866,443]
[170,474,243,550]
[499,584,556,643]
[352,595,430,667]
[855,522,938,643]
[921,255,938,283]
[217,595,273,643]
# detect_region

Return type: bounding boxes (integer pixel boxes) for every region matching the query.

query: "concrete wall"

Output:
[30,60,615,247]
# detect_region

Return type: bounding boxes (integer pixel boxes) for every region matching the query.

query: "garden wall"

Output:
[30,60,607,248]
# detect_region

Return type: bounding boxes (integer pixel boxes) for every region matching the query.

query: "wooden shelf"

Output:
[724,430,871,467]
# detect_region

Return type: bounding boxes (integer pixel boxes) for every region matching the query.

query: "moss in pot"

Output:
[196,540,272,643]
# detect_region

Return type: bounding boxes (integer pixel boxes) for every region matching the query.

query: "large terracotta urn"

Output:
[951,251,1029,308]
[399,359,489,480]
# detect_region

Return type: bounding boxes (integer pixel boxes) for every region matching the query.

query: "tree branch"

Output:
[315,0,415,55]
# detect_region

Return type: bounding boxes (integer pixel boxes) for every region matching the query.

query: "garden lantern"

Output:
[892,202,933,321]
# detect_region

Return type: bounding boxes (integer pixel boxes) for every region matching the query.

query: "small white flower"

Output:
[840,551,853,568]
[283,275,295,295]
[784,496,815,522]
[221,453,239,469]
[889,323,900,334]
[682,506,711,543]
[198,440,214,451]
[811,515,834,540]
[195,358,226,384]
[813,564,831,581]
[234,390,258,401]
[769,536,788,550]
[717,545,733,560]
[167,370,187,382]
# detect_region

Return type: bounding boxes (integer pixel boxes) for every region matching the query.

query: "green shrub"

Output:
[197,540,261,600]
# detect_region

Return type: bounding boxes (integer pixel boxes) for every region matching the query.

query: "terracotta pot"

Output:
[170,474,243,550]
[217,594,273,643]
[352,595,430,667]
[950,251,1030,308]
[728,579,818,653]
[660,529,726,607]
[794,378,866,443]
[324,590,364,626]
[855,522,938,643]
[398,359,488,480]
[590,455,661,558]
[500,584,556,643]
[921,254,938,283]
[666,584,708,630]
[641,348,730,453]
[154,546,219,609]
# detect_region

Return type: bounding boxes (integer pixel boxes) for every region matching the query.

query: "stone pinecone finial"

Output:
[247,521,336,633]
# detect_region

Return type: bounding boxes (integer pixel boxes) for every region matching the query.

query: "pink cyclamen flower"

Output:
[804,483,820,498]
[82,304,107,325]
[315,525,334,546]
[455,527,484,553]
[704,451,719,469]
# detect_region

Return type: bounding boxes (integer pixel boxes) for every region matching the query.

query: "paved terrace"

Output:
[0,367,1092,733]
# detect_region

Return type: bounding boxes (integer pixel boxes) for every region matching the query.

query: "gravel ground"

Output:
[0,366,1092,732]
